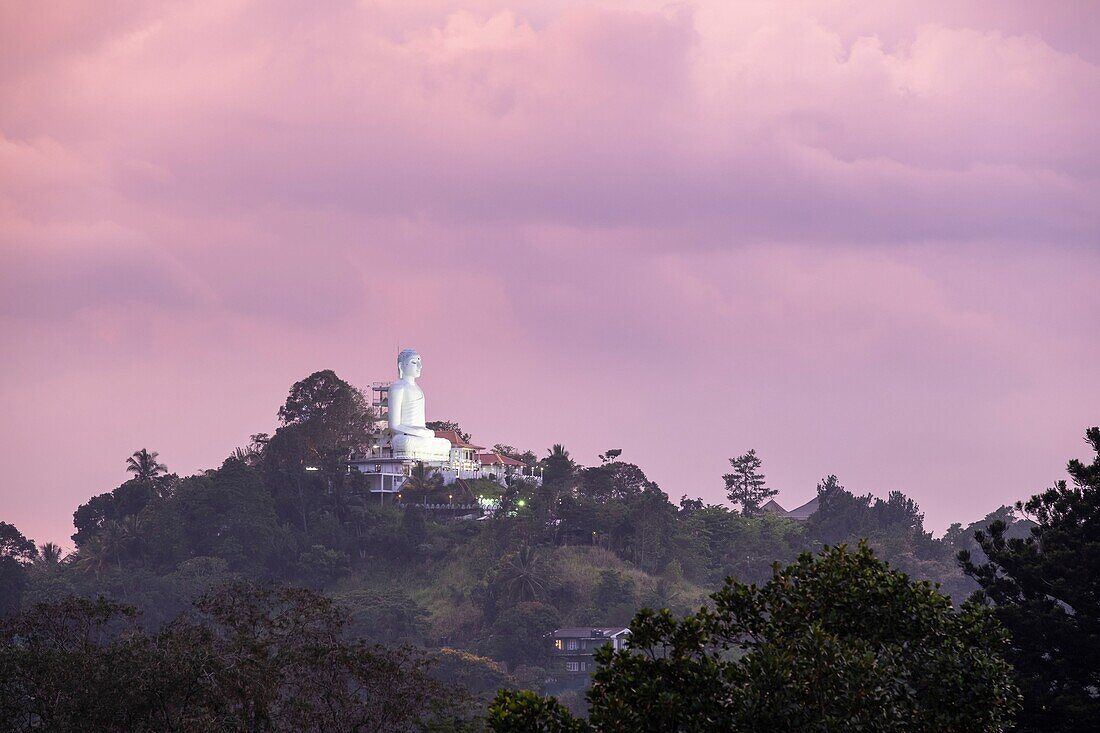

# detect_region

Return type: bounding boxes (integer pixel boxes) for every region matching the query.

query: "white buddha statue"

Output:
[387,348,453,462]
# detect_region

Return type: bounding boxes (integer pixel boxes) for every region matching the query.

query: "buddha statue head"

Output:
[397,348,422,380]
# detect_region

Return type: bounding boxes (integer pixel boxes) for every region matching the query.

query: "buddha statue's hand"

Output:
[396,425,434,439]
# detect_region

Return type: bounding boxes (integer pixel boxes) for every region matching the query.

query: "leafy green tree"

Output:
[805,477,939,560]
[426,420,471,443]
[71,493,113,548]
[398,505,428,555]
[71,471,174,551]
[943,505,1033,563]
[269,369,375,482]
[588,570,637,626]
[621,483,677,573]
[483,601,561,669]
[126,448,167,483]
[490,543,1019,733]
[0,522,36,616]
[148,458,287,576]
[960,427,1100,733]
[430,647,514,698]
[494,444,538,467]
[0,583,475,732]
[671,502,802,586]
[580,461,656,503]
[723,449,775,515]
[598,449,622,463]
[0,523,36,564]
[542,445,577,486]
[490,690,587,733]
[338,588,430,644]
[0,596,151,730]
[295,544,350,589]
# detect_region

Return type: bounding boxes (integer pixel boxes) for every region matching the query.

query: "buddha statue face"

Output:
[397,348,423,380]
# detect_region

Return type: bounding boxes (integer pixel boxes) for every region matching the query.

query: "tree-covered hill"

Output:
[0,370,1064,727]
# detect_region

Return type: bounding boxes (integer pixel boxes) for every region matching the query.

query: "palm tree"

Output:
[549,444,571,462]
[34,542,66,570]
[126,449,167,483]
[493,544,553,604]
[74,520,130,577]
[401,463,445,505]
[542,444,576,485]
[229,445,267,469]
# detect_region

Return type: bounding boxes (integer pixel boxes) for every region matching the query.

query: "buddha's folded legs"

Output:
[392,433,452,461]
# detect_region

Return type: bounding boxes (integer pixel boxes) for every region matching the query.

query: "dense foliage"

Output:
[961,427,1100,733]
[3,369,1092,729]
[489,544,1019,732]
[0,583,474,732]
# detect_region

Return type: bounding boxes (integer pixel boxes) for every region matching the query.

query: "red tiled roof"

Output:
[433,429,485,450]
[477,451,524,467]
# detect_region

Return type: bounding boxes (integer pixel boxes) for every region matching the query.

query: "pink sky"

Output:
[2,1,1098,546]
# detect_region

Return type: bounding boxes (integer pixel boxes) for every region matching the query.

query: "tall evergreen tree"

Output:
[723,449,775,515]
[960,426,1100,733]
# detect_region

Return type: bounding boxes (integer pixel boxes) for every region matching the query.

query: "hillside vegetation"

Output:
[1,370,1036,700]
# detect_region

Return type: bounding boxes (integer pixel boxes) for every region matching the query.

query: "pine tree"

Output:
[960,427,1100,733]
[723,449,775,515]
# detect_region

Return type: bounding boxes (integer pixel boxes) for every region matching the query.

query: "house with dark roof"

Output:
[550,627,631,676]
[760,499,788,516]
[784,495,819,520]
[759,497,819,521]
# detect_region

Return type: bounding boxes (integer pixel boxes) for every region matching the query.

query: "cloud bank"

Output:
[1,0,1098,543]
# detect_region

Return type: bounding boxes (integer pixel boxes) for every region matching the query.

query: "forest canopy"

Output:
[2,370,1093,732]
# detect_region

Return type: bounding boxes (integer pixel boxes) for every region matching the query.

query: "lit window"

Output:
[566,662,580,672]
[554,639,563,650]
[566,639,578,650]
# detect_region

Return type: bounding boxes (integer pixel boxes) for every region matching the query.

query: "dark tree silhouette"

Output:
[125,449,167,483]
[961,426,1100,733]
[724,449,775,515]
[491,544,1019,733]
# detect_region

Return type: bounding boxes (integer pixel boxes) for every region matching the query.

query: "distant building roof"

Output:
[760,499,788,515]
[477,451,524,467]
[434,430,485,450]
[785,495,819,520]
[552,627,630,639]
